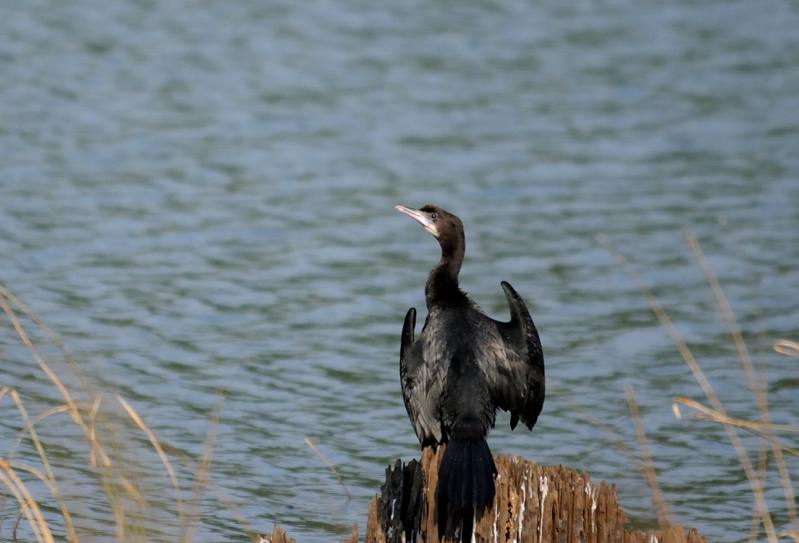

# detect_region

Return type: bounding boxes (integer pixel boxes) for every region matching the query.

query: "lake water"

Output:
[1,1,798,541]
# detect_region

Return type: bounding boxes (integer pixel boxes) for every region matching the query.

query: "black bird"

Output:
[396,204,545,542]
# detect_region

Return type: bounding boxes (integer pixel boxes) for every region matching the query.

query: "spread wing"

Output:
[400,308,444,446]
[481,281,545,431]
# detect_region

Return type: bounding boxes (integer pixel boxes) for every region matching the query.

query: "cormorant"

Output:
[396,204,545,542]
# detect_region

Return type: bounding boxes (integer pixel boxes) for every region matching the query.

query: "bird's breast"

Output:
[420,307,495,363]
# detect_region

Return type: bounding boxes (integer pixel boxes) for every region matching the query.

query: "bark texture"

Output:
[363,447,705,543]
[255,524,358,543]
[258,447,705,543]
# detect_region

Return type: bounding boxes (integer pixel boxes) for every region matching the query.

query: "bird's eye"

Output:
[431,212,438,220]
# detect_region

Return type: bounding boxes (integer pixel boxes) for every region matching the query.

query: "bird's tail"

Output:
[436,423,497,542]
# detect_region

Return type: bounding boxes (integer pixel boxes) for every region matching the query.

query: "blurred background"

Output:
[1,0,798,541]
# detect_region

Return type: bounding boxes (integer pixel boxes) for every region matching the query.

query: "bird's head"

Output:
[395,204,464,255]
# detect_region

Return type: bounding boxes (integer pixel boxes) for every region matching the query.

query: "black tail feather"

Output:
[436,438,497,542]
[461,511,473,543]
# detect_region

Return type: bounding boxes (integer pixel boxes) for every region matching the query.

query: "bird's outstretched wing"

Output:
[400,308,444,446]
[482,281,545,431]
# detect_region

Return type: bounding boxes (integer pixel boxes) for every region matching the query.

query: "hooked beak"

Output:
[395,205,439,237]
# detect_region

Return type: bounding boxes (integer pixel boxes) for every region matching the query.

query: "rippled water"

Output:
[1,1,798,541]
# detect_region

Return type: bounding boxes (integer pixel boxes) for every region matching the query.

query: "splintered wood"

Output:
[256,525,296,543]
[364,447,706,543]
[256,524,359,543]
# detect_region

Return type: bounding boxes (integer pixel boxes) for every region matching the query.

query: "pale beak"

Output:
[395,205,439,237]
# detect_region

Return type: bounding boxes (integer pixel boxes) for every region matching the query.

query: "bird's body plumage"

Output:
[395,204,545,542]
[400,284,544,446]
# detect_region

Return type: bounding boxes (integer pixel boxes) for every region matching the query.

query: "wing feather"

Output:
[400,307,444,445]
[480,282,545,431]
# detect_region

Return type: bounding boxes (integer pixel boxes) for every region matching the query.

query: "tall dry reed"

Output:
[0,285,252,542]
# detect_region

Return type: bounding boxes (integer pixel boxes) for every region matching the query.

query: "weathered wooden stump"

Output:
[258,448,706,542]
[256,525,298,543]
[363,447,705,543]
[255,525,359,543]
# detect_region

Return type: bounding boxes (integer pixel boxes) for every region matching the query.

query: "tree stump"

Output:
[363,447,706,543]
[255,525,299,543]
[257,448,706,542]
[255,525,359,543]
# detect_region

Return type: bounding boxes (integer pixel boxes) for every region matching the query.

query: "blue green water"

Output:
[1,1,798,541]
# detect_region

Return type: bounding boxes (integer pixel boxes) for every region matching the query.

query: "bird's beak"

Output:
[395,205,439,237]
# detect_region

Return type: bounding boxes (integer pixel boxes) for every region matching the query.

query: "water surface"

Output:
[1,1,798,541]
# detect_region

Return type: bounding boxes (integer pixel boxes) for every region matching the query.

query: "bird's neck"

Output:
[425,240,465,309]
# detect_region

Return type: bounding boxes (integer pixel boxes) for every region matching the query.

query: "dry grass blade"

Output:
[597,233,778,543]
[304,437,351,500]
[0,285,89,391]
[596,235,721,409]
[625,386,671,528]
[0,294,112,468]
[684,229,762,404]
[209,483,257,538]
[8,461,64,502]
[12,510,23,542]
[2,481,34,543]
[94,465,127,543]
[685,229,797,524]
[674,397,799,434]
[180,396,222,543]
[116,394,185,528]
[8,462,78,541]
[117,474,149,507]
[673,399,799,458]
[30,405,71,427]
[88,395,103,468]
[774,340,799,358]
[112,415,257,541]
[10,405,72,459]
[568,401,639,465]
[10,390,77,542]
[0,386,9,403]
[749,439,770,543]
[0,459,53,543]
[0,296,83,429]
